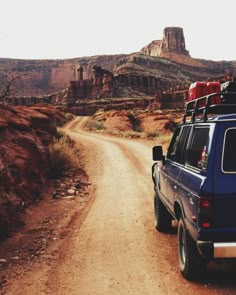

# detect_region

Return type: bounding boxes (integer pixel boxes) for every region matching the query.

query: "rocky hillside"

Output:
[0,104,65,238]
[1,27,236,98]
[87,109,183,142]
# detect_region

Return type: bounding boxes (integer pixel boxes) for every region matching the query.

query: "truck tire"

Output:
[154,192,172,233]
[178,218,207,280]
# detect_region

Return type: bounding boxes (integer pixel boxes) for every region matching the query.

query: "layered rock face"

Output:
[0,55,125,97]
[141,27,190,57]
[68,98,151,116]
[68,65,113,100]
[0,104,65,238]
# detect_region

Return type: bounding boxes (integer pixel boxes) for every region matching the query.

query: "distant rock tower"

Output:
[76,65,83,81]
[141,27,190,57]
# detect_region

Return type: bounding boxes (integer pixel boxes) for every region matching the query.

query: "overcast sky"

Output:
[0,0,235,61]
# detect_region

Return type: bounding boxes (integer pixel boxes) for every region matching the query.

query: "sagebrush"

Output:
[49,131,79,179]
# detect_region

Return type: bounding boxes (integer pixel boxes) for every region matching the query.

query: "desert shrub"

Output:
[128,115,141,132]
[110,130,144,139]
[87,120,105,130]
[49,131,79,179]
[64,112,74,121]
[55,129,75,147]
[146,130,160,138]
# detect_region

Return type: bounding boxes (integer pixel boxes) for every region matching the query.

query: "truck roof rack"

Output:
[183,92,236,123]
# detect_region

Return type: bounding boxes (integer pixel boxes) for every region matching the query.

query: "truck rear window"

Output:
[222,128,236,172]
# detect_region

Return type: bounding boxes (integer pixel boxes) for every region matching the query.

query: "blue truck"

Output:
[152,88,236,280]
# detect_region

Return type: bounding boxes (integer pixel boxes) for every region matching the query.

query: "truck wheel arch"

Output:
[174,201,183,221]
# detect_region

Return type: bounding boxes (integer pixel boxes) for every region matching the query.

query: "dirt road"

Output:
[3,117,236,294]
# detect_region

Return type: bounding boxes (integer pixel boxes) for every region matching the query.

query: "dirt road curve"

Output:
[4,117,236,295]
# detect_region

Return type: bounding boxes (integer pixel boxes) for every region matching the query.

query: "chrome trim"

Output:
[212,119,236,122]
[214,242,236,258]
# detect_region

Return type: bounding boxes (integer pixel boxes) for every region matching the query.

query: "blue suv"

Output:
[152,92,236,280]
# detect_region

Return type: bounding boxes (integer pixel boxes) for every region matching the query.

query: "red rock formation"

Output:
[0,104,65,238]
[102,74,113,97]
[68,65,114,100]
[141,27,189,57]
[114,73,164,96]
[161,27,189,55]
[76,66,84,81]
[103,111,134,132]
[136,113,175,134]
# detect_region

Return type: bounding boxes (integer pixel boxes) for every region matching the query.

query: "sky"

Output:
[0,0,236,61]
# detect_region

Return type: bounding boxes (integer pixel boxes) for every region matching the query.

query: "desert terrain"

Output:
[0,116,236,295]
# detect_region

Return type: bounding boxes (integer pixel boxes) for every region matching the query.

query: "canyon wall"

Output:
[0,55,125,97]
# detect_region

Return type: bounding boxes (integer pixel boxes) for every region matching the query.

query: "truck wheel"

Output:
[178,218,207,280]
[154,193,172,233]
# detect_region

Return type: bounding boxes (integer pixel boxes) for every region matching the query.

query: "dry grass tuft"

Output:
[49,131,79,179]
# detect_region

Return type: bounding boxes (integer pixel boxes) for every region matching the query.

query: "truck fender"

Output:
[152,162,159,187]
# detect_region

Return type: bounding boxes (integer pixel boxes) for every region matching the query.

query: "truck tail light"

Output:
[198,195,213,228]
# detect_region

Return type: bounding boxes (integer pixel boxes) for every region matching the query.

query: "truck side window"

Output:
[167,128,181,160]
[167,126,191,164]
[187,127,209,169]
[174,126,191,164]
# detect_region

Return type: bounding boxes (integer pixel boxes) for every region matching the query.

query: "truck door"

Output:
[158,128,181,203]
[160,126,191,211]
[177,126,211,237]
[167,126,192,208]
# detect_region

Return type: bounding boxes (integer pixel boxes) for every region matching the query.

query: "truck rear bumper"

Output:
[197,241,236,259]
[214,242,236,258]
